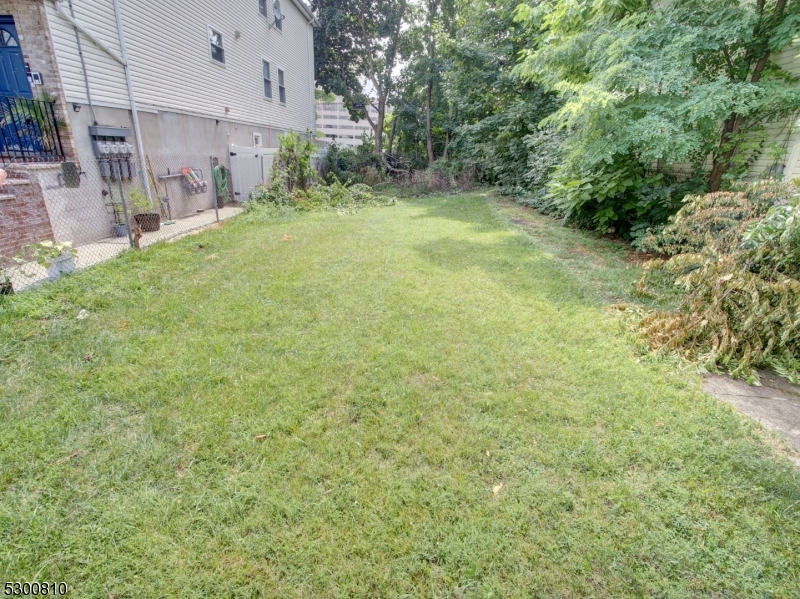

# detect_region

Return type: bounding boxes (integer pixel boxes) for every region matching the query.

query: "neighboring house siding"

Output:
[45,0,315,133]
[750,44,800,180]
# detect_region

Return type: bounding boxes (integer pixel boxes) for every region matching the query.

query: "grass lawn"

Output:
[1,192,799,597]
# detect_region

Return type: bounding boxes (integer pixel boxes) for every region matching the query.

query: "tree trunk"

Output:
[443,128,450,162]
[426,81,434,165]
[425,0,437,165]
[706,0,786,191]
[388,117,398,156]
[375,97,385,155]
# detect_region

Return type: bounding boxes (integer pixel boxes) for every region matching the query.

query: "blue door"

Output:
[0,17,32,99]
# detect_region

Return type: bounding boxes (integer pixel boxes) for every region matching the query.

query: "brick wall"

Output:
[0,173,54,260]
[3,0,78,160]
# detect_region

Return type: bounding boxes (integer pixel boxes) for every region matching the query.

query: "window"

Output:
[262,60,272,99]
[208,26,224,64]
[278,69,286,104]
[253,132,262,147]
[258,0,267,17]
[273,0,283,30]
[0,28,19,47]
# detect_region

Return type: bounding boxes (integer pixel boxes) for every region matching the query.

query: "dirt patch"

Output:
[409,373,442,388]
[566,246,608,267]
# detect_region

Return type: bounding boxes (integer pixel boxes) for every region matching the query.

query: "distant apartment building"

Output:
[316,96,381,148]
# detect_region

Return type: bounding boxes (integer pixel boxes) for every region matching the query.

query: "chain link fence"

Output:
[1,152,241,294]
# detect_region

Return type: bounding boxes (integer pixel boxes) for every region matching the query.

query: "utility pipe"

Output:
[54,1,125,65]
[67,0,97,125]
[54,0,152,203]
[111,0,152,203]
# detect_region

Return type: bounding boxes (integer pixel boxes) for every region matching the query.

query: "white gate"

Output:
[228,145,277,201]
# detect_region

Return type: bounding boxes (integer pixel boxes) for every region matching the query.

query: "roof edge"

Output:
[289,0,319,26]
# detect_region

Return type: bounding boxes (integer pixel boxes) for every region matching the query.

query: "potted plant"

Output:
[112,221,129,237]
[16,240,78,281]
[128,189,160,233]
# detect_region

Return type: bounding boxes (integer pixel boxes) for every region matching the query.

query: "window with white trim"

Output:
[262,60,272,99]
[258,0,267,17]
[208,26,224,64]
[278,69,286,104]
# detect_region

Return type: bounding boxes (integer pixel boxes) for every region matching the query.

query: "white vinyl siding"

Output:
[749,45,800,180]
[45,0,316,135]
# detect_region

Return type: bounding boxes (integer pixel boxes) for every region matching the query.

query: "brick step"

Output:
[0,178,32,201]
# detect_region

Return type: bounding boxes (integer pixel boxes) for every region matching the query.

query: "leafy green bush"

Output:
[321,141,384,186]
[275,130,317,192]
[516,126,566,215]
[246,176,396,216]
[636,180,800,382]
[548,155,706,236]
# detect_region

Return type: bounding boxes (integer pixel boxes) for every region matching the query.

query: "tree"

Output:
[312,0,411,155]
[515,0,800,194]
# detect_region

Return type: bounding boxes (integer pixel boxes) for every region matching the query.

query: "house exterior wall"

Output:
[2,0,78,159]
[749,44,800,181]
[44,0,317,147]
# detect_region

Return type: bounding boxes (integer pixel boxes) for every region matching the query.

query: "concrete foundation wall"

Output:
[8,162,111,246]
[63,104,286,230]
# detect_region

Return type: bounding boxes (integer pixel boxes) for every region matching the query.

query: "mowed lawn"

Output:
[1,193,799,598]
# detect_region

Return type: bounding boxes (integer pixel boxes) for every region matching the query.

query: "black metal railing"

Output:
[0,96,65,163]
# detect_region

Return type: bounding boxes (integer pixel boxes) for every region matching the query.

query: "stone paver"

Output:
[9,206,242,291]
[705,371,800,460]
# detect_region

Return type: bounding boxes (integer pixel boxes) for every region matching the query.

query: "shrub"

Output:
[636,180,795,255]
[246,176,396,216]
[275,130,317,192]
[321,141,385,186]
[636,180,800,382]
[548,155,706,237]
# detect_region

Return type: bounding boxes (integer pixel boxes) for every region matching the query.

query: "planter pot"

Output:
[134,213,161,233]
[113,223,129,237]
[0,280,13,295]
[47,253,76,280]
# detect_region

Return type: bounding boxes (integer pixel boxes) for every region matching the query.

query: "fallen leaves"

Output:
[492,482,504,498]
[282,235,293,242]
[54,450,83,466]
[83,351,94,362]
[255,434,268,442]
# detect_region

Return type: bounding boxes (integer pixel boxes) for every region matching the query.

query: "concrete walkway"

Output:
[9,206,241,291]
[705,372,800,460]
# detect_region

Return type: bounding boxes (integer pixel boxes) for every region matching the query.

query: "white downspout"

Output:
[111,0,152,201]
[54,0,152,202]
[54,0,125,65]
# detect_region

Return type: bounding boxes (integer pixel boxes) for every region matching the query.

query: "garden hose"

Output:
[214,165,230,204]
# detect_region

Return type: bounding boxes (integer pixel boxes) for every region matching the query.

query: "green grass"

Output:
[1,192,798,598]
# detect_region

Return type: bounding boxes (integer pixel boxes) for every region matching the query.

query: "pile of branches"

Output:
[636,180,800,382]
